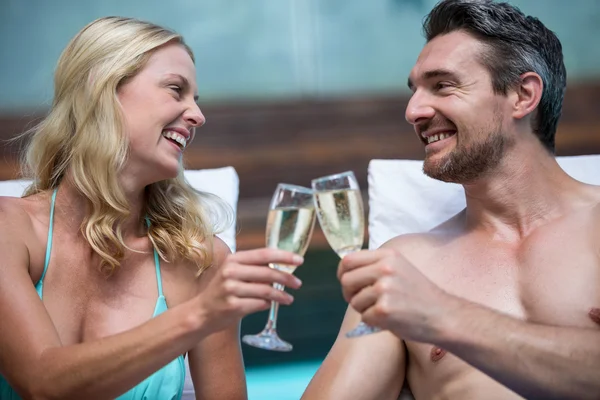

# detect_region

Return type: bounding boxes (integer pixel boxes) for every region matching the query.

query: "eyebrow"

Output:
[407,69,460,91]
[166,73,199,102]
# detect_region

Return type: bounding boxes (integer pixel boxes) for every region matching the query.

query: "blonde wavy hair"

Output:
[20,16,232,276]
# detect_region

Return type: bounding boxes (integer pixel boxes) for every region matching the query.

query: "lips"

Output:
[161,130,187,149]
[418,124,457,145]
[424,132,455,145]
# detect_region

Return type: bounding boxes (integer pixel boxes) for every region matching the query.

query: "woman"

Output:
[0,16,302,400]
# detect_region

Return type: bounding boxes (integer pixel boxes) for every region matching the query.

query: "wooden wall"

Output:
[2,83,600,252]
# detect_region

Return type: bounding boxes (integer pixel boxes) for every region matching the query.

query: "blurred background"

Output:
[1,0,599,398]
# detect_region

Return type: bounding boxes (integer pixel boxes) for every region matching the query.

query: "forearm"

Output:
[303,309,406,400]
[30,300,205,400]
[188,323,247,400]
[439,298,600,400]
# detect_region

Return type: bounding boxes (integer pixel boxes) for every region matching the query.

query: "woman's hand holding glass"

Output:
[242,184,316,351]
[196,248,304,337]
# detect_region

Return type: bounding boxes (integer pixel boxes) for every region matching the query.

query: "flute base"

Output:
[242,329,293,352]
[346,321,382,338]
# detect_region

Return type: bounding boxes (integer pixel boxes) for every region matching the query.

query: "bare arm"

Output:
[301,306,406,400]
[188,325,246,400]
[0,202,301,400]
[438,297,600,400]
[188,239,247,400]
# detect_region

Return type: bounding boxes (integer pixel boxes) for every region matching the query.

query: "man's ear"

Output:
[512,72,543,120]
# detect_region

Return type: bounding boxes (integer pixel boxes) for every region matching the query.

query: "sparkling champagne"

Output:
[314,188,364,258]
[266,207,316,273]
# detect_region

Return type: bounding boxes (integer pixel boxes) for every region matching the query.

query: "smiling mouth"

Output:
[423,132,456,145]
[161,130,187,150]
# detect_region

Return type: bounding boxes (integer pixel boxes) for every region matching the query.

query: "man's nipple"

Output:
[430,346,447,362]
[589,307,600,326]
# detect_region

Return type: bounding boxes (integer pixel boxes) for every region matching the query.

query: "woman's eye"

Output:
[169,85,182,94]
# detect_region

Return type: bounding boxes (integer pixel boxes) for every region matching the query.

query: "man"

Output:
[302,1,600,399]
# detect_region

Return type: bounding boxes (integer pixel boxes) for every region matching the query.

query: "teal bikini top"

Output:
[0,189,186,400]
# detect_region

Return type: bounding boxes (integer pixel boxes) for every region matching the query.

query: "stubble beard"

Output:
[423,121,512,184]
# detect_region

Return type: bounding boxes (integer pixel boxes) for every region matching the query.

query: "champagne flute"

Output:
[242,184,316,351]
[311,171,381,338]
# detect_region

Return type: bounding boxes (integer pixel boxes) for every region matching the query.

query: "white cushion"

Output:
[183,167,239,253]
[0,179,31,197]
[368,154,600,250]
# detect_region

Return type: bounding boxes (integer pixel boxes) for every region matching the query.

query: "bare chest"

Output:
[37,241,166,345]
[423,222,599,327]
[404,216,600,392]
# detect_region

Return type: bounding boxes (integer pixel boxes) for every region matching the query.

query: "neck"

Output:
[54,172,147,239]
[462,139,588,240]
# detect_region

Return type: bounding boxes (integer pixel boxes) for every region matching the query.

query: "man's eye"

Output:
[434,82,452,90]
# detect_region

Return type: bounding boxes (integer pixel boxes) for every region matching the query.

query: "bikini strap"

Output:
[40,188,58,283]
[145,217,164,297]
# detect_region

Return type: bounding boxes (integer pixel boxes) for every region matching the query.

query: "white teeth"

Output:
[161,130,187,148]
[426,132,453,144]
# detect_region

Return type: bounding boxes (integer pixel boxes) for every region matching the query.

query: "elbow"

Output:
[562,391,600,400]
[13,387,50,400]
[582,388,600,400]
[3,379,47,400]
[23,389,74,400]
[6,354,83,400]
[19,385,55,400]
[576,377,600,400]
[26,388,82,400]
[22,383,93,400]
[19,377,69,400]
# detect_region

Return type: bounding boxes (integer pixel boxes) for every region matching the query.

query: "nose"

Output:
[405,90,435,126]
[184,101,206,128]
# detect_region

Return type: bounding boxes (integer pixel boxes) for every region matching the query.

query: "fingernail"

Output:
[286,295,294,304]
[293,255,304,264]
[293,277,302,287]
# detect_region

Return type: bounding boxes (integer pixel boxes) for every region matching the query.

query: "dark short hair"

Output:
[423,0,566,153]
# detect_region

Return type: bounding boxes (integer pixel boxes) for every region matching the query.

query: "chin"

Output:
[423,151,448,175]
[423,152,491,184]
[149,162,181,183]
[423,160,451,182]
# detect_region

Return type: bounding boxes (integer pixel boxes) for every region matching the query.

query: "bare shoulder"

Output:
[590,184,600,213]
[0,195,33,224]
[0,194,50,281]
[382,232,438,252]
[0,197,28,254]
[381,211,466,260]
[0,195,43,247]
[588,185,600,233]
[210,236,233,268]
[193,236,232,283]
[567,183,600,228]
